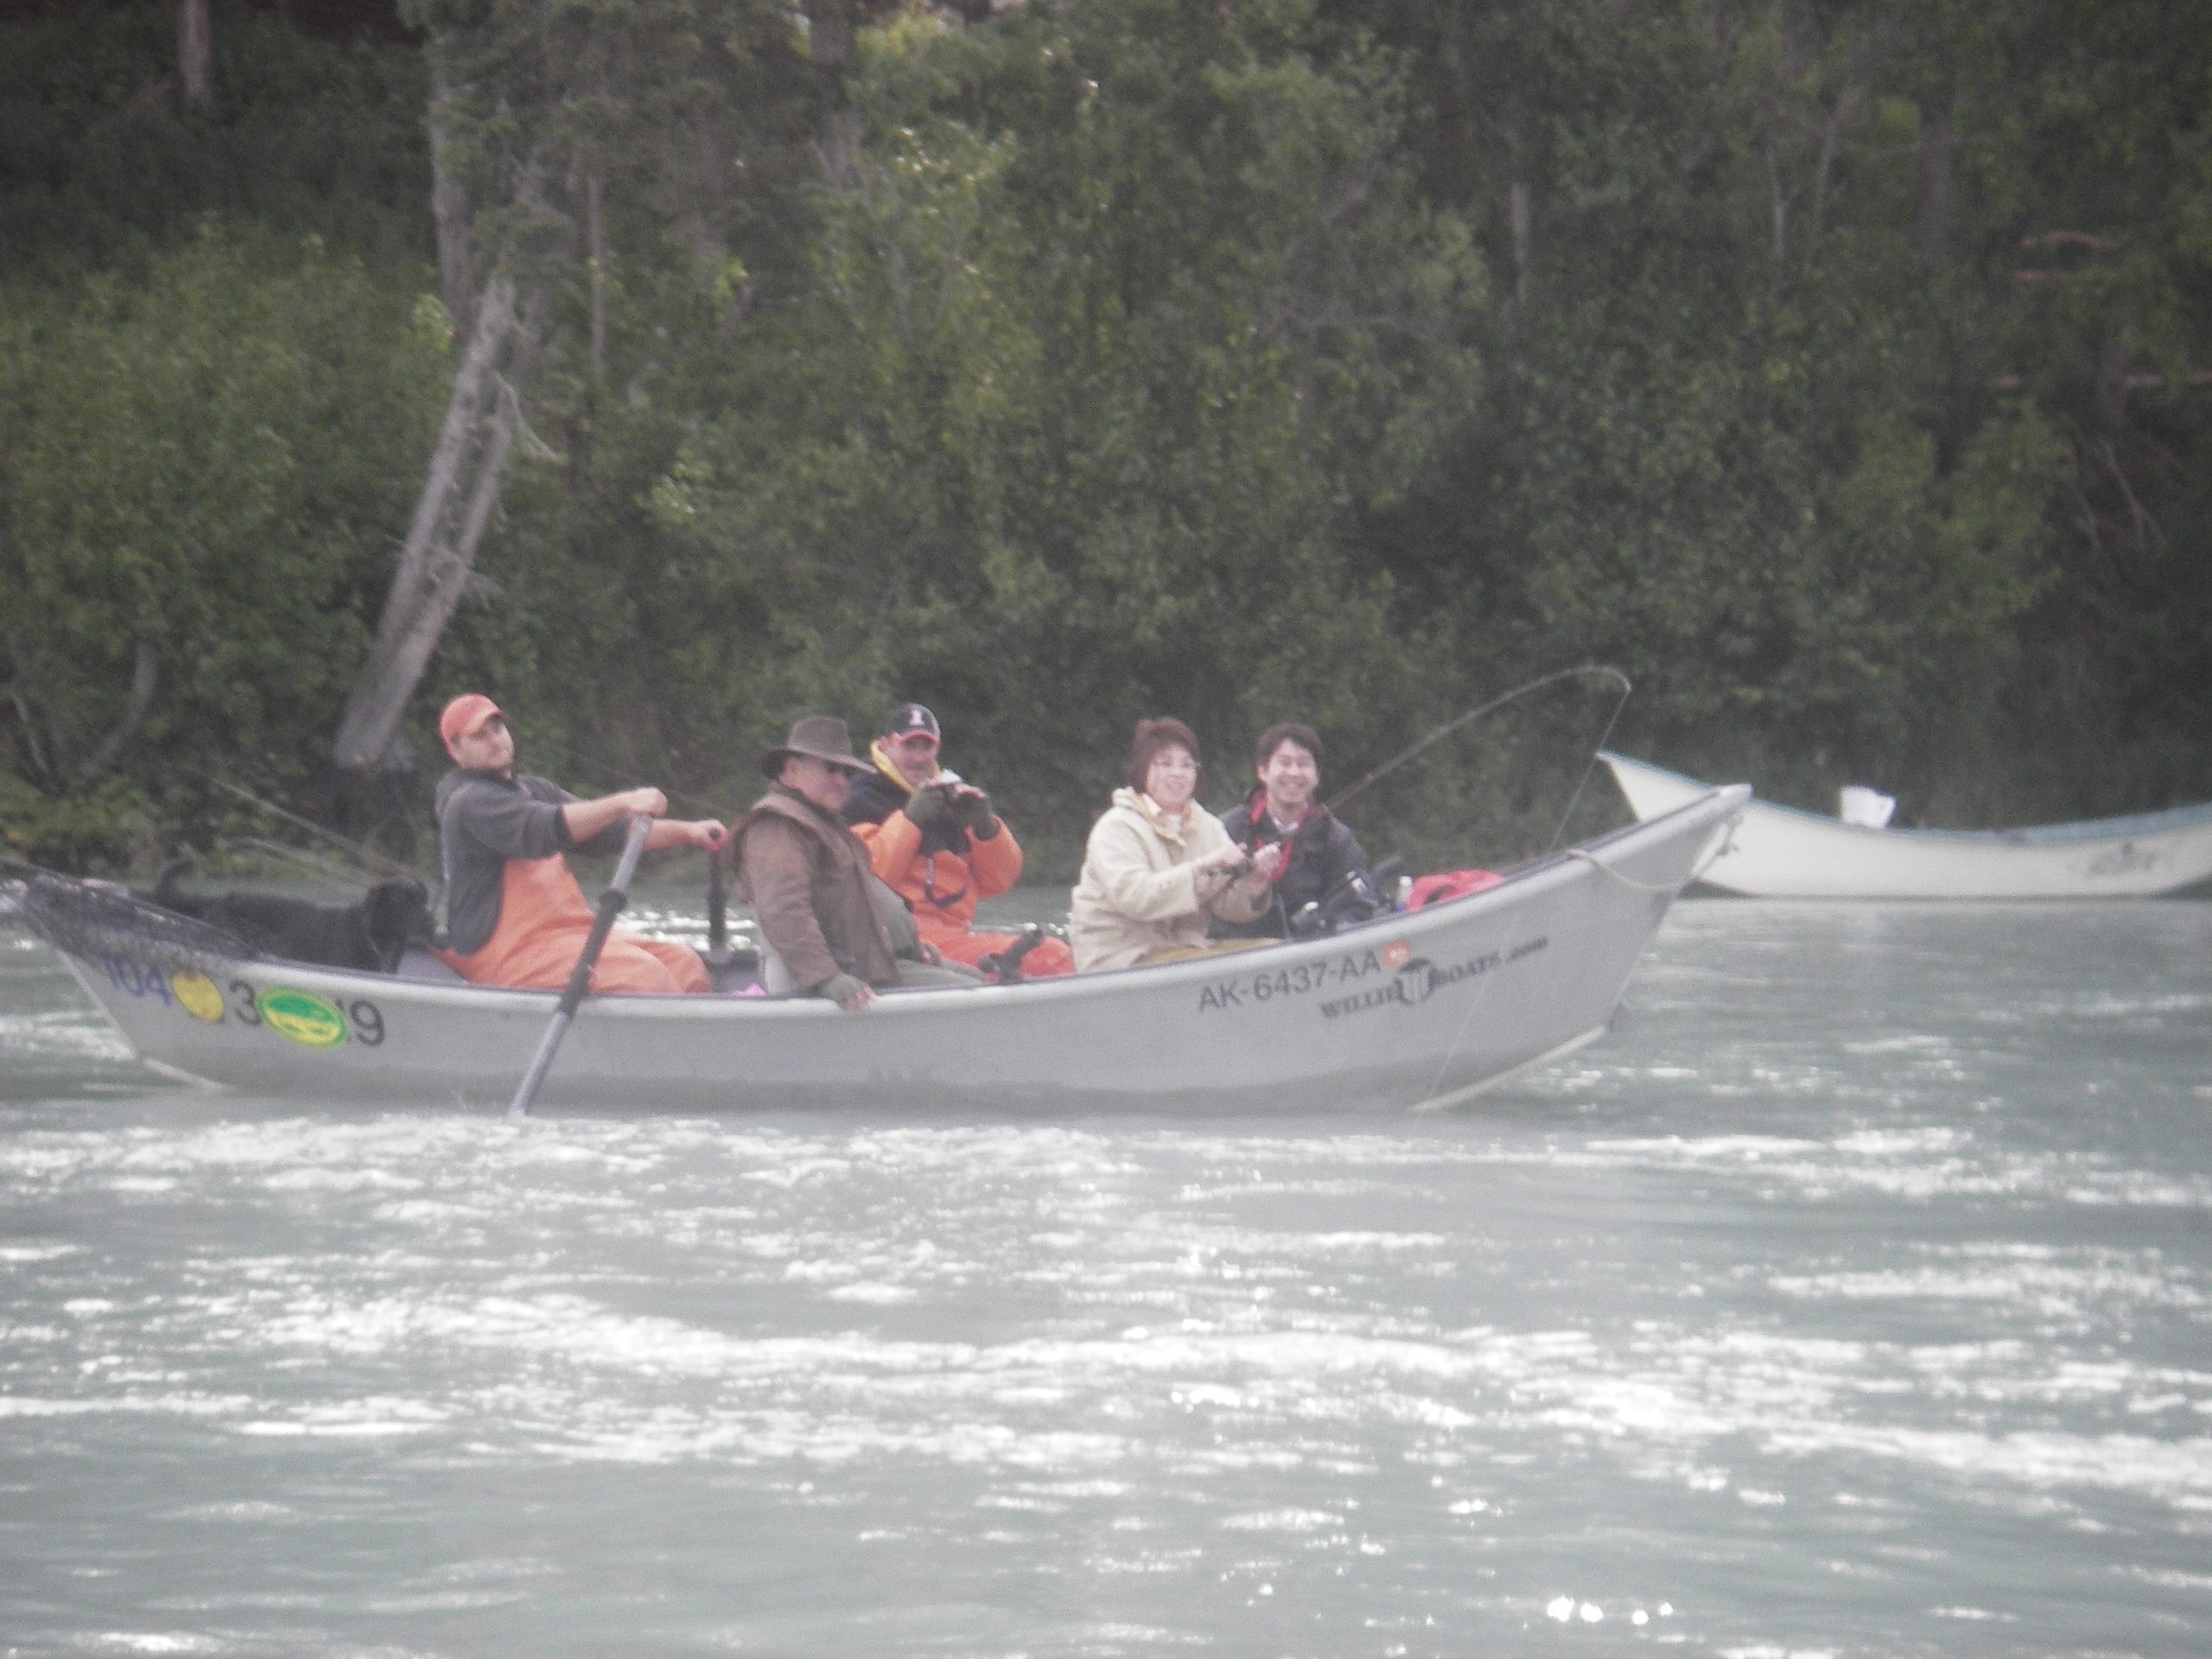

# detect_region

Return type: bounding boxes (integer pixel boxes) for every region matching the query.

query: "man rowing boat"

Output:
[432,694,724,994]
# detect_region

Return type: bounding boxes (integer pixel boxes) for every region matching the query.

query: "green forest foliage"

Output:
[2,0,2207,877]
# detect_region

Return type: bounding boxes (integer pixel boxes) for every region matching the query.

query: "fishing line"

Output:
[1338,664,1629,1109]
[1563,807,1743,894]
[218,836,378,889]
[1543,672,1636,856]
[1326,664,1633,821]
[1416,803,1739,1107]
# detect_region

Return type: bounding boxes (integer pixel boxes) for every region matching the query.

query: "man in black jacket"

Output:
[1211,722,1378,941]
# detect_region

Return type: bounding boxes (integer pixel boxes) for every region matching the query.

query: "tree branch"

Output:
[76,641,158,784]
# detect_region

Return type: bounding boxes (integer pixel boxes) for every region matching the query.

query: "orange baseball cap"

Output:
[438,693,503,746]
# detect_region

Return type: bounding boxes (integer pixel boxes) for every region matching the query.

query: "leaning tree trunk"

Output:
[76,641,159,784]
[331,273,545,775]
[178,0,212,109]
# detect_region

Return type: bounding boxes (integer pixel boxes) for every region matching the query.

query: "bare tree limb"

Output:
[1805,82,1861,264]
[178,0,211,109]
[586,168,607,388]
[2098,435,2162,554]
[76,641,158,784]
[429,66,476,346]
[1912,92,1954,269]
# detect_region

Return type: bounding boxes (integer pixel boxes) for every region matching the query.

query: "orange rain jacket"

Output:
[847,742,1071,975]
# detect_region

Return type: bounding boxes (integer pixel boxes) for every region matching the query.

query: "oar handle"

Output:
[508,815,652,1118]
[706,834,728,958]
[550,816,651,1019]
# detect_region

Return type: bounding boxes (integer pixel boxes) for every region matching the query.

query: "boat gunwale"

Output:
[13,787,1745,1020]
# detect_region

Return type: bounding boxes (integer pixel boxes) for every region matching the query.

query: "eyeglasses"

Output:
[889,733,938,751]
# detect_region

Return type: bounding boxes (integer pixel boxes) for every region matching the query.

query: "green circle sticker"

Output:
[259,987,348,1049]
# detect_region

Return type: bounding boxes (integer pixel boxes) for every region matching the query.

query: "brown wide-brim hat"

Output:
[760,715,873,779]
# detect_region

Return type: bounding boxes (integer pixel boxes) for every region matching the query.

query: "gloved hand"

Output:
[815,971,874,1011]
[904,784,951,829]
[953,787,996,838]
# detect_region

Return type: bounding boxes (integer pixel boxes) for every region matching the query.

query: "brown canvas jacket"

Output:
[729,785,900,989]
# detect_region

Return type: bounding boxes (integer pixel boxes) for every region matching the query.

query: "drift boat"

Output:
[1603,752,2212,899]
[5,785,1742,1112]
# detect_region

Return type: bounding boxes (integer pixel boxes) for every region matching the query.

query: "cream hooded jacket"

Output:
[1067,786,1268,972]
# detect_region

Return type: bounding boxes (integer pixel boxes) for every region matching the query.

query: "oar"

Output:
[507,814,652,1121]
[704,834,730,963]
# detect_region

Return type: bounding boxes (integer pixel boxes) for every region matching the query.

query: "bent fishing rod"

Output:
[1325,664,1634,855]
[599,765,736,822]
[1324,665,1632,816]
[189,769,429,889]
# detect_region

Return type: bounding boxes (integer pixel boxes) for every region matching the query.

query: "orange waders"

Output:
[931,927,1076,977]
[855,810,1075,979]
[434,853,708,994]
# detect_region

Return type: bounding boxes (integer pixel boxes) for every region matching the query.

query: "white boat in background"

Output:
[5,785,1745,1113]
[1601,752,2212,899]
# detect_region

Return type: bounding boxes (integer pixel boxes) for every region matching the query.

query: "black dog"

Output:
[150,858,429,973]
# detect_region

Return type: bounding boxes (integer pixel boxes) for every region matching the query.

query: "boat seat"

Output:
[704,948,762,995]
[754,940,983,996]
[394,944,469,984]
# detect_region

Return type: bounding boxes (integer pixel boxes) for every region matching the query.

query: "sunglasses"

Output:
[888,733,939,749]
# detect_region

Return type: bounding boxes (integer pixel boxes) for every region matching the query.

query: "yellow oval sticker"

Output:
[170,971,226,1023]
[259,987,347,1049]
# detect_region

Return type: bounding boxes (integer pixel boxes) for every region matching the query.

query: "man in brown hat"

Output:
[728,716,977,1010]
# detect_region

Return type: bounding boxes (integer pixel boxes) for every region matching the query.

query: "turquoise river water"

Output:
[2,893,2209,1656]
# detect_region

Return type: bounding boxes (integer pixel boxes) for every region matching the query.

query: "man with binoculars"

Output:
[842,702,1076,978]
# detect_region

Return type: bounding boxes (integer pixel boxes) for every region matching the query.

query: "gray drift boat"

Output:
[5,785,1744,1113]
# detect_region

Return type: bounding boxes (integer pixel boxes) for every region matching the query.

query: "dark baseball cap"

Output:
[882,702,941,741]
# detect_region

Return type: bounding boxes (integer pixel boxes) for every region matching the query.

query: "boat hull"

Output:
[1603,753,2212,899]
[34,788,1744,1112]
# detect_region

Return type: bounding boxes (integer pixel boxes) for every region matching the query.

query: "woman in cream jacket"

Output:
[1068,718,1284,972]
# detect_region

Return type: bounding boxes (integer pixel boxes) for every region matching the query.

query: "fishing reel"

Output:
[1284,857,1404,939]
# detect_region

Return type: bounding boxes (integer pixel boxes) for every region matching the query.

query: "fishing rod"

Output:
[599,764,737,821]
[219,836,378,889]
[1325,665,1634,846]
[191,770,429,888]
